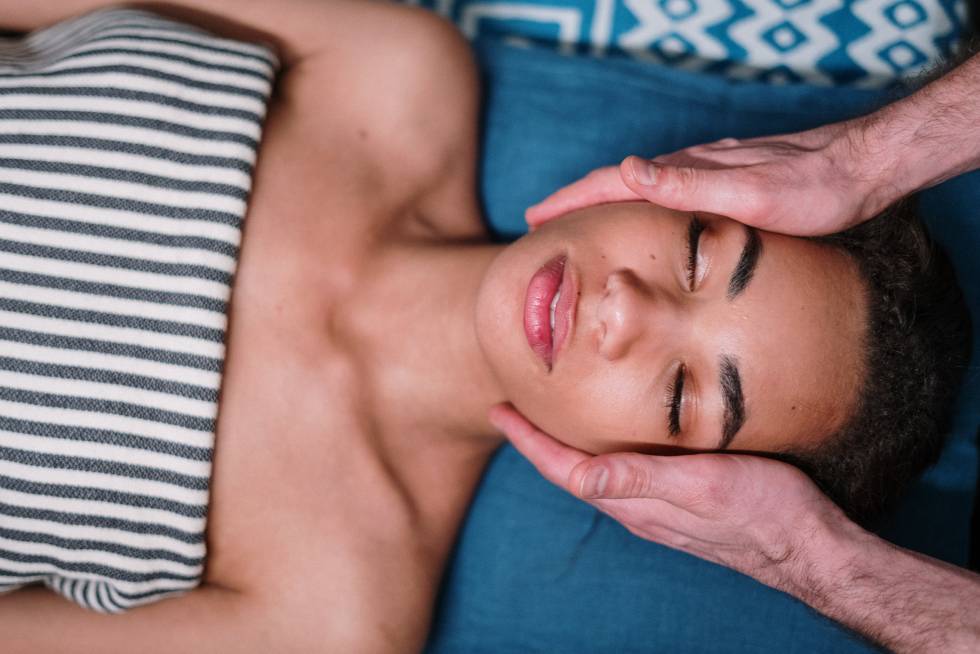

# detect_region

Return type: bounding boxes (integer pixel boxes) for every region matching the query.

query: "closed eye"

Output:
[686,215,705,290]
[666,364,685,437]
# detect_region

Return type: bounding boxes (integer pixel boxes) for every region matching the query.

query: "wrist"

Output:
[851,54,980,206]
[836,113,915,216]
[856,104,937,198]
[773,502,873,611]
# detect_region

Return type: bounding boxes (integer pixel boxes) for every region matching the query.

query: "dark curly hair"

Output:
[774,198,972,527]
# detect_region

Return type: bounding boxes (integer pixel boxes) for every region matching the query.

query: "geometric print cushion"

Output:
[409,0,968,87]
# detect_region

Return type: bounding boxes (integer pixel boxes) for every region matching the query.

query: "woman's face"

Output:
[475,203,868,455]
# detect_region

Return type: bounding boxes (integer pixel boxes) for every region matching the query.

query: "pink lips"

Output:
[523,255,576,370]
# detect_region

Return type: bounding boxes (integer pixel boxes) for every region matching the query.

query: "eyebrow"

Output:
[727,226,762,300]
[718,355,745,449]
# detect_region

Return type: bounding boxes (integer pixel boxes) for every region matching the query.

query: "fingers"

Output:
[618,155,767,225]
[568,453,681,502]
[594,495,692,530]
[590,496,708,550]
[568,452,737,515]
[525,166,642,227]
[488,403,591,491]
[489,404,765,522]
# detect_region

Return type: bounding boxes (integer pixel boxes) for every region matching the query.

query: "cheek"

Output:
[510,364,655,454]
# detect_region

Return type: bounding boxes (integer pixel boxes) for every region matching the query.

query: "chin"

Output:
[474,239,536,383]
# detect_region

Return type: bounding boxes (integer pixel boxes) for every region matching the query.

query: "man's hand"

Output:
[491,402,980,654]
[528,52,980,237]
[526,120,896,237]
[487,403,850,591]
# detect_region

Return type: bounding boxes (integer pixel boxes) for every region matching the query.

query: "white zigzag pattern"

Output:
[412,0,966,86]
[724,0,842,85]
[617,0,732,73]
[459,2,583,53]
[848,0,956,88]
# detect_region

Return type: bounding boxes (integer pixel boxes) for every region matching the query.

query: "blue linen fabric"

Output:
[424,37,979,653]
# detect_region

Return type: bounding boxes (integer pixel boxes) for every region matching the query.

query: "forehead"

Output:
[729,230,867,451]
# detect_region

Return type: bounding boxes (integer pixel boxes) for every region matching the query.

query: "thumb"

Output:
[525,166,642,227]
[619,155,758,219]
[569,453,680,503]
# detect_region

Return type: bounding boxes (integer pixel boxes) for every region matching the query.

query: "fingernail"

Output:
[581,466,608,498]
[631,159,656,186]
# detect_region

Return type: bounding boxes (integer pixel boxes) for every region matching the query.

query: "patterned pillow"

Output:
[410,0,969,86]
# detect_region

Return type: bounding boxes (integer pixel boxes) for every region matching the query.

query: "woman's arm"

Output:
[0,584,295,654]
[0,0,432,67]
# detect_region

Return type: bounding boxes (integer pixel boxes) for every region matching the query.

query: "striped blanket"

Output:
[0,9,277,612]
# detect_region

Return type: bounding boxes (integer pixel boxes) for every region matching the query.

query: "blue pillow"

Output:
[424,37,979,653]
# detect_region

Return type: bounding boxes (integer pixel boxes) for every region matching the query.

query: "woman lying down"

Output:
[0,2,971,652]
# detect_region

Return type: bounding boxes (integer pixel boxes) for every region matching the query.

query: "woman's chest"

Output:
[196,69,485,599]
[203,245,452,634]
[195,98,429,593]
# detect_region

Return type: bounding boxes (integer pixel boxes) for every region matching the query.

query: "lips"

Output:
[524,254,576,369]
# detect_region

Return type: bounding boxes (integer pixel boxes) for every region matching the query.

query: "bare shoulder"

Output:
[292,3,479,148]
[280,3,484,237]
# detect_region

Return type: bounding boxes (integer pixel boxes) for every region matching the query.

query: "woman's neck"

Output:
[340,238,507,449]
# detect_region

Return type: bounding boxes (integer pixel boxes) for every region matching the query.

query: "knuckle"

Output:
[712,137,740,148]
[684,144,710,155]
[623,463,652,497]
[668,532,695,550]
[666,165,700,193]
[608,455,655,497]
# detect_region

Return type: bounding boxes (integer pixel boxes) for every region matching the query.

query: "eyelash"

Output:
[665,364,685,437]
[667,216,702,437]
[686,215,705,290]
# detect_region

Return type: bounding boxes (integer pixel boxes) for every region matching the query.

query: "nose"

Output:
[597,269,678,360]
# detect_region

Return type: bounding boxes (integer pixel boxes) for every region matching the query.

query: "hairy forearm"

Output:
[782,515,980,653]
[859,50,980,199]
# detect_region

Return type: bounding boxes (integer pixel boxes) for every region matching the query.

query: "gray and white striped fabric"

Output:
[0,8,277,612]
